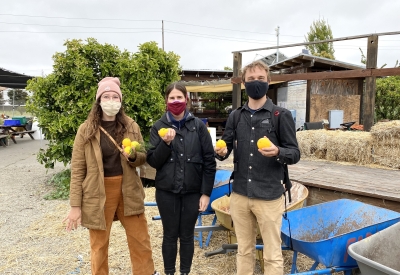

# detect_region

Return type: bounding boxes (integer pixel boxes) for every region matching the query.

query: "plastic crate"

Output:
[12,116,27,125]
[348,222,400,275]
[4,119,21,126]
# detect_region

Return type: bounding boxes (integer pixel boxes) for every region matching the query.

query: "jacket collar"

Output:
[160,111,195,126]
[243,97,274,113]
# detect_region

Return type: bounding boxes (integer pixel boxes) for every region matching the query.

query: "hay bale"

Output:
[373,145,400,169]
[296,130,328,159]
[371,120,400,141]
[370,120,400,168]
[297,129,373,165]
[325,131,373,165]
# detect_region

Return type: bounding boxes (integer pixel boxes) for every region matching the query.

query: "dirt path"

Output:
[0,139,339,275]
[0,139,65,269]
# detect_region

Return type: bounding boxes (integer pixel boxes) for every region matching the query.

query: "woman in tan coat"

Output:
[64,77,159,275]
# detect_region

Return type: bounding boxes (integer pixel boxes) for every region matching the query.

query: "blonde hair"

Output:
[241,60,271,82]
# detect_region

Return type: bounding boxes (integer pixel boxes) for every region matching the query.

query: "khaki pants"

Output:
[89,175,155,275]
[230,192,284,275]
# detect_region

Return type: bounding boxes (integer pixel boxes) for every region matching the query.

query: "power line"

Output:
[0,21,159,30]
[0,13,304,38]
[165,29,278,43]
[0,30,160,34]
[0,13,159,22]
[165,20,304,37]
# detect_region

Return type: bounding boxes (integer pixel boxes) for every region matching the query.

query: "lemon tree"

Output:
[26,38,180,168]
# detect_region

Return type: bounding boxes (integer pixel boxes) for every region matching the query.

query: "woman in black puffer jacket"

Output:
[147,82,216,275]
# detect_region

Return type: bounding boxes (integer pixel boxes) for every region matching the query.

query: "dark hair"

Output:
[165,82,188,99]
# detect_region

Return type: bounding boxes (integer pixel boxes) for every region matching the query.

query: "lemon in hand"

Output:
[257,137,272,149]
[158,128,168,137]
[122,138,131,147]
[216,139,226,148]
[131,141,140,150]
[124,146,132,155]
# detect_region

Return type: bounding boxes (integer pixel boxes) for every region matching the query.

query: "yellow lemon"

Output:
[124,146,132,155]
[158,128,168,137]
[131,141,140,150]
[216,139,226,148]
[257,137,272,149]
[122,138,131,147]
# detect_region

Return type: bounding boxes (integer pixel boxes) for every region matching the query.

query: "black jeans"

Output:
[156,189,201,275]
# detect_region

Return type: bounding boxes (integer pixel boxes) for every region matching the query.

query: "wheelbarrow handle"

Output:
[204,248,226,257]
[204,243,238,257]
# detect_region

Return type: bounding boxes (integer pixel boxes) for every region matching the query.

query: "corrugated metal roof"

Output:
[269,53,365,71]
[0,67,34,89]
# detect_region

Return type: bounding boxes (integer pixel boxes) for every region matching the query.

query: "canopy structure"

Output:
[0,67,34,89]
[183,80,284,93]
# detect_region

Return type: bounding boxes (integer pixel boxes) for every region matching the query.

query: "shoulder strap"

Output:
[99,126,128,158]
[270,105,292,202]
[231,107,243,171]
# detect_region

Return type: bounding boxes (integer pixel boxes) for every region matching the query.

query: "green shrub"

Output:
[44,169,71,200]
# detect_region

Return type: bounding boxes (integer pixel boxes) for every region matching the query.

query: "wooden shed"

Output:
[267,53,365,129]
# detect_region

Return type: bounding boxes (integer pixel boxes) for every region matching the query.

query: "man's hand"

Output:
[258,139,280,157]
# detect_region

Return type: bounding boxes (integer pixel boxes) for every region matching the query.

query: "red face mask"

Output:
[167,100,187,115]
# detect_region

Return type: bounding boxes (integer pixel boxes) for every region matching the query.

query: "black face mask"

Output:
[244,80,269,100]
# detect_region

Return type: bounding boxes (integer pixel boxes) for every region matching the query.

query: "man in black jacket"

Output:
[147,82,216,275]
[215,60,300,275]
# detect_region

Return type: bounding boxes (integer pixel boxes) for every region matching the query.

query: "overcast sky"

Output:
[1,0,400,77]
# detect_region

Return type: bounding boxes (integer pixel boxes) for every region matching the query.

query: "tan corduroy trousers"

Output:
[230,192,284,275]
[89,175,155,275]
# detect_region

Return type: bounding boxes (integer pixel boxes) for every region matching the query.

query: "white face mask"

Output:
[100,101,121,117]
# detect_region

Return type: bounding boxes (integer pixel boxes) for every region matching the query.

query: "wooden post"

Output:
[305,67,312,123]
[362,35,378,131]
[232,52,242,110]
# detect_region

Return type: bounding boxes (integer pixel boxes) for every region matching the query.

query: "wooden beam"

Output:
[232,52,242,109]
[233,31,400,53]
[282,61,297,66]
[306,67,311,122]
[270,67,400,82]
[275,61,315,74]
[180,75,230,81]
[291,58,304,64]
[362,35,379,132]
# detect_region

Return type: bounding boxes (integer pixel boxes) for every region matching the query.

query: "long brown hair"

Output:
[84,98,127,144]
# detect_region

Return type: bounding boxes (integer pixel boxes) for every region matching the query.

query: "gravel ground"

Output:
[0,139,346,275]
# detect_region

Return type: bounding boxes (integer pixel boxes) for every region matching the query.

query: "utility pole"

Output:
[162,20,164,50]
[275,26,280,63]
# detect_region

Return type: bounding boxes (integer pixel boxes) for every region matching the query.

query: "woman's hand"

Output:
[122,145,136,161]
[63,206,82,232]
[162,128,176,145]
[214,146,227,157]
[199,194,210,212]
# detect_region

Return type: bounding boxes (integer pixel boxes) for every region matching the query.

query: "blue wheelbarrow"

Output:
[281,199,400,274]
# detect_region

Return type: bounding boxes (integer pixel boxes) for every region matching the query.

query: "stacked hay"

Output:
[297,129,373,165]
[370,120,400,169]
[325,130,372,164]
[296,129,329,159]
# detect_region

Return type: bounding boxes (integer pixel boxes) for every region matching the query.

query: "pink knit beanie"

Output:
[96,77,122,100]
